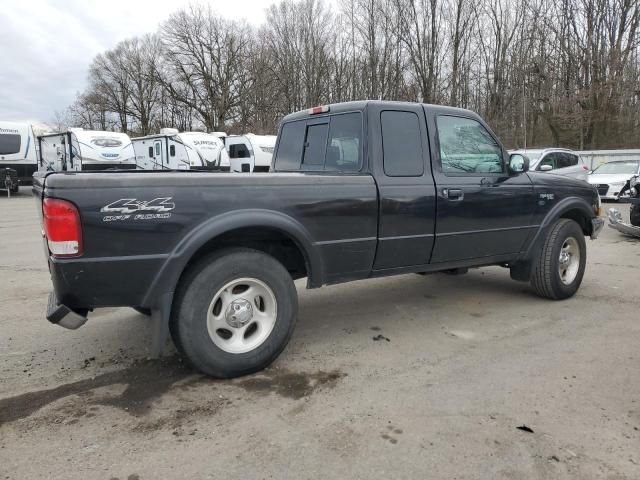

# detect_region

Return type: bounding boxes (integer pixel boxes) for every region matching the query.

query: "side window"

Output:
[326,113,362,171]
[148,146,153,158]
[381,111,423,177]
[561,153,578,168]
[154,143,161,156]
[538,154,555,170]
[436,116,503,174]
[170,145,176,157]
[274,113,363,172]
[229,143,251,159]
[302,123,328,168]
[274,121,305,170]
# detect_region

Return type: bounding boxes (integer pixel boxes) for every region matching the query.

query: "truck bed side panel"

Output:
[42,172,378,308]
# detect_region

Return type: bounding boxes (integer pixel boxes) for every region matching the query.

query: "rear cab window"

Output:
[274,112,363,172]
[381,111,423,177]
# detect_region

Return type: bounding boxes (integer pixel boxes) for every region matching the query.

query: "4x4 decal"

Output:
[100,197,175,221]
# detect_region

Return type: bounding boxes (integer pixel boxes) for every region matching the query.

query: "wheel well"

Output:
[182,227,309,282]
[560,208,592,236]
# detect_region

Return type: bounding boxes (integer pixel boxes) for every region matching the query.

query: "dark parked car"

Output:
[34,101,604,378]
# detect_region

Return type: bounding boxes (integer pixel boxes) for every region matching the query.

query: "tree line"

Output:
[58,0,640,149]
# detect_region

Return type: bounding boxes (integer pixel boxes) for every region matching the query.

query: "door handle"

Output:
[443,188,464,201]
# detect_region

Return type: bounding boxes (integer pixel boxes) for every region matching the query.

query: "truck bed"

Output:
[34,170,378,309]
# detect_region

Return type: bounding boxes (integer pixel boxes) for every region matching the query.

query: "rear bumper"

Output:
[46,292,88,329]
[0,163,36,184]
[48,254,168,309]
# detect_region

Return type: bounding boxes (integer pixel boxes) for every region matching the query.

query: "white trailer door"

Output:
[153,140,164,168]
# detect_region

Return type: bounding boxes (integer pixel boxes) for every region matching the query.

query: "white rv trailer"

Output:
[212,133,277,173]
[131,129,225,170]
[38,129,136,172]
[246,134,277,172]
[0,121,38,185]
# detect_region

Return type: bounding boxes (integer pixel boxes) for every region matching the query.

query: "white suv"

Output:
[510,148,589,181]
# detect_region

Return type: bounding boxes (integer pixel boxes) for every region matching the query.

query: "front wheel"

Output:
[170,248,298,378]
[531,219,586,300]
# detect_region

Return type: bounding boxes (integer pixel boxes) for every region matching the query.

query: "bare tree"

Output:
[159,5,252,131]
[65,0,640,148]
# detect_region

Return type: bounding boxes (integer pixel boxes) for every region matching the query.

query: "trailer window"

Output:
[0,134,21,155]
[148,146,153,158]
[229,143,251,159]
[170,145,176,157]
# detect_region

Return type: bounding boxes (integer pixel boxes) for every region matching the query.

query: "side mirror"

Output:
[509,153,529,174]
[539,164,553,172]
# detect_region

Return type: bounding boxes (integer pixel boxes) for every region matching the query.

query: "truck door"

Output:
[428,112,535,263]
[371,104,437,270]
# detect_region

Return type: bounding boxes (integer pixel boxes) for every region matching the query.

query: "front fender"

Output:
[511,196,595,281]
[141,209,323,306]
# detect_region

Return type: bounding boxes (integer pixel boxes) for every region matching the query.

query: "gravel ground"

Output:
[1,189,639,480]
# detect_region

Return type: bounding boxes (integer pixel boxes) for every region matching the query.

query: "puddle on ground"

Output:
[236,369,345,400]
[0,356,193,425]
[0,357,345,426]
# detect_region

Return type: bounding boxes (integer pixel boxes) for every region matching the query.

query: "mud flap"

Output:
[149,292,173,358]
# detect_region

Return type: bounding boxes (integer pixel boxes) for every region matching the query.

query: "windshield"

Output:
[592,161,639,175]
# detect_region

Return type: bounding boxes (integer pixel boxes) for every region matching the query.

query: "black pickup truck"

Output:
[34,101,604,378]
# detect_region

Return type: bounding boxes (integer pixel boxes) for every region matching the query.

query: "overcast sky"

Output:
[0,0,274,124]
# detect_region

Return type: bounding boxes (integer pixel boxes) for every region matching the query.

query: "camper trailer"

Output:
[212,133,276,173]
[131,129,225,170]
[246,134,277,172]
[0,121,38,186]
[38,129,136,172]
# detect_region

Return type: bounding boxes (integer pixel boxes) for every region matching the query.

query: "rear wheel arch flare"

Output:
[142,210,323,307]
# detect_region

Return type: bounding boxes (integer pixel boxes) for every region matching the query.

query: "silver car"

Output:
[587,160,640,201]
[510,148,590,181]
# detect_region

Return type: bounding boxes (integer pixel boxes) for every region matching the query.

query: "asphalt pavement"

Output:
[1,190,639,479]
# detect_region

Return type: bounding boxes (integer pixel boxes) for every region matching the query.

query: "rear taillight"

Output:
[43,198,83,257]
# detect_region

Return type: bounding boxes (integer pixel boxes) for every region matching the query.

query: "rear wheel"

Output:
[531,219,586,300]
[170,248,297,378]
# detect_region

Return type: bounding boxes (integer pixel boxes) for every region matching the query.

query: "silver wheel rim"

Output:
[558,237,580,285]
[206,277,277,354]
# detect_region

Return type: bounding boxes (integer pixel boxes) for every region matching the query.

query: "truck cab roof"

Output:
[282,100,479,123]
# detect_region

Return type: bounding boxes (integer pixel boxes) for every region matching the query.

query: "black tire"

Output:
[10,185,19,194]
[170,248,298,378]
[531,219,586,300]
